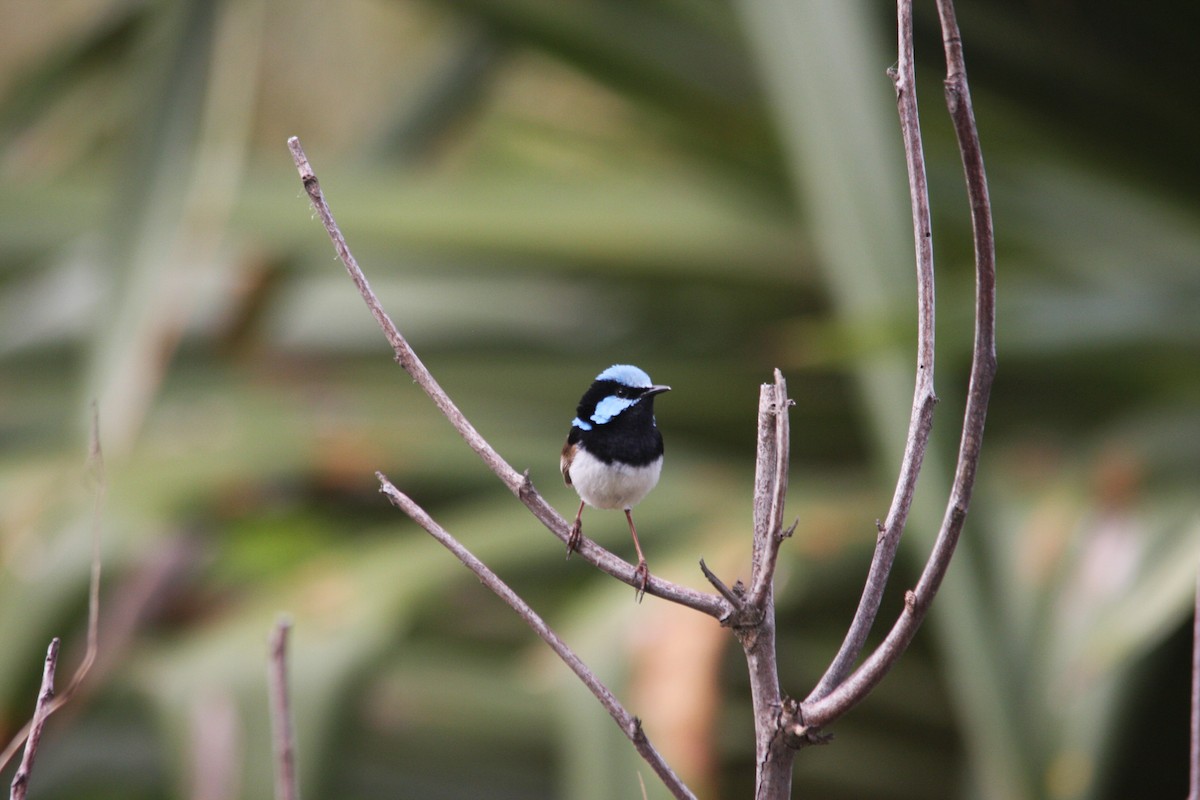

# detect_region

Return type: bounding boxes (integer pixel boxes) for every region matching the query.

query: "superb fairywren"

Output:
[561,364,670,599]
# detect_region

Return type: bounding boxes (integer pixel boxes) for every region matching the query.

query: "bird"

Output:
[561,364,670,600]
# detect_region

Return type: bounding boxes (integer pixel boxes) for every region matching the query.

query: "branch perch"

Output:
[288,0,995,786]
[286,137,729,621]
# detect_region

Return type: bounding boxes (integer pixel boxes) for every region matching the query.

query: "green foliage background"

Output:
[1,0,1198,798]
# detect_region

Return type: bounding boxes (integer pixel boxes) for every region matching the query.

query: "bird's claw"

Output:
[633,560,650,603]
[566,520,583,559]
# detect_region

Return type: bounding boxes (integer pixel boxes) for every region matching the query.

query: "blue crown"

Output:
[596,364,653,387]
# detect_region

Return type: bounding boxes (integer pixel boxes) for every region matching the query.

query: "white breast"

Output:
[568,447,663,511]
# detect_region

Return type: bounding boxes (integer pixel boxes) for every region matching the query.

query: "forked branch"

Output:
[792,0,996,732]
[287,0,994,789]
[807,0,938,704]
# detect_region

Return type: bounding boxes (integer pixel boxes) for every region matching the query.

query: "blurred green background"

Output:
[2,0,1198,798]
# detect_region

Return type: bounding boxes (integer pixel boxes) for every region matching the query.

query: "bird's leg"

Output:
[566,501,585,558]
[625,509,650,602]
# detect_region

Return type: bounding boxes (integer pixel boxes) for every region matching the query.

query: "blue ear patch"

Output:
[591,394,637,425]
[572,417,593,431]
[596,364,653,388]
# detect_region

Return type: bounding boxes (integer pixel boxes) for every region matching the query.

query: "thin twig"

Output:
[806,0,938,704]
[9,639,61,800]
[377,473,698,800]
[268,618,299,800]
[0,405,105,774]
[796,0,996,730]
[286,136,730,621]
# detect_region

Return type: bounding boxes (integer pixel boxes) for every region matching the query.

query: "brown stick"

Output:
[9,640,61,800]
[378,474,698,800]
[268,618,299,800]
[747,370,793,614]
[742,377,795,798]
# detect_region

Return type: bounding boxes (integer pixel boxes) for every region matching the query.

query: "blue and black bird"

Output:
[561,364,670,598]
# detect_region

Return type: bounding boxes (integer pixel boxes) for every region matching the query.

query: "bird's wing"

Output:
[560,437,578,486]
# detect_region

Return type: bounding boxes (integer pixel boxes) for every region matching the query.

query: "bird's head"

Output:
[572,364,670,432]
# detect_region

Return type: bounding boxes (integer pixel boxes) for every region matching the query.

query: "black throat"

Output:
[570,388,664,467]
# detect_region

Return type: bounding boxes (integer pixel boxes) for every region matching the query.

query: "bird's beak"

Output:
[644,385,671,397]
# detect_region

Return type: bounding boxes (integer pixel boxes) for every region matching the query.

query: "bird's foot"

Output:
[633,560,650,603]
[566,519,583,559]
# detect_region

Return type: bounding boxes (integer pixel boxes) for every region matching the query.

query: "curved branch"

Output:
[286,137,730,621]
[378,474,697,800]
[796,0,996,730]
[807,0,938,704]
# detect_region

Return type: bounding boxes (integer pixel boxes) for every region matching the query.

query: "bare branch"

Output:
[747,370,792,614]
[738,375,795,798]
[268,618,299,800]
[377,473,698,800]
[0,405,105,774]
[797,0,997,729]
[806,0,938,704]
[9,639,60,800]
[286,137,730,621]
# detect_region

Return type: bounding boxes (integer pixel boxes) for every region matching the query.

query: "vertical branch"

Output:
[747,370,792,612]
[933,0,996,549]
[9,640,61,800]
[268,618,299,800]
[740,376,795,799]
[808,0,938,704]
